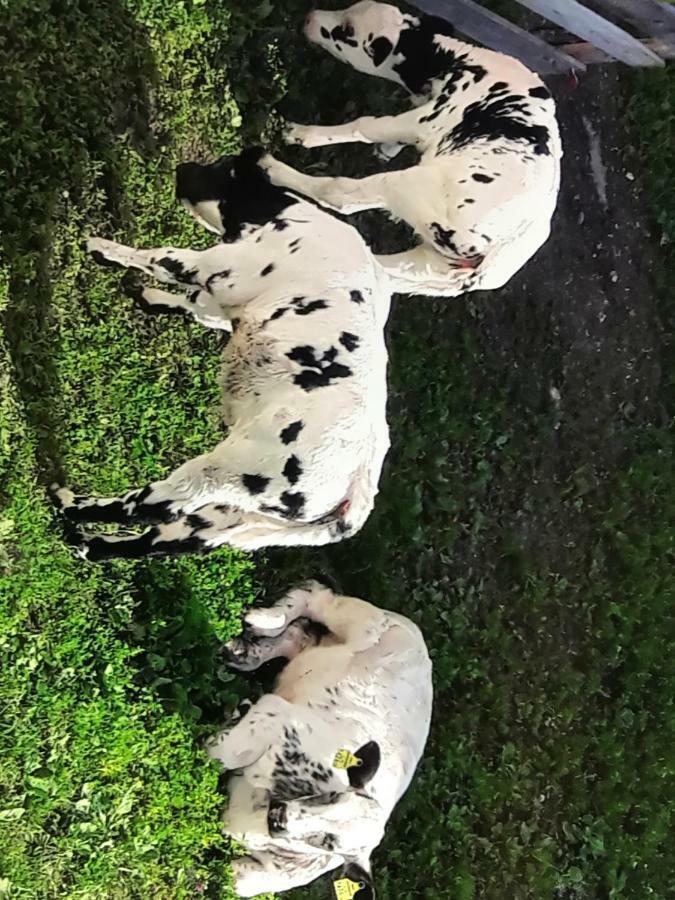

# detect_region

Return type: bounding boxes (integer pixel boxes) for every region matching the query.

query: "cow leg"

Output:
[285,109,424,149]
[205,693,291,770]
[223,620,318,672]
[124,283,233,331]
[52,431,287,530]
[87,237,207,287]
[375,245,473,298]
[261,155,394,215]
[244,582,387,650]
[231,852,337,898]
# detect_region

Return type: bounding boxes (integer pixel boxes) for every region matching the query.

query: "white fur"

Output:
[208,582,433,897]
[264,1,562,298]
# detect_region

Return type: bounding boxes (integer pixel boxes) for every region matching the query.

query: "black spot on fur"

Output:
[438,93,551,156]
[287,345,319,369]
[430,223,460,255]
[242,474,270,495]
[205,269,231,292]
[156,256,199,285]
[339,332,360,352]
[472,173,494,183]
[369,35,393,67]
[131,285,190,319]
[393,14,486,96]
[260,263,275,277]
[282,455,302,485]
[529,85,550,100]
[273,218,289,231]
[83,527,206,562]
[280,421,304,445]
[331,23,358,47]
[269,306,288,321]
[291,297,329,316]
[175,147,299,243]
[350,289,365,304]
[271,725,335,798]
[280,491,305,519]
[320,26,330,39]
[286,345,351,391]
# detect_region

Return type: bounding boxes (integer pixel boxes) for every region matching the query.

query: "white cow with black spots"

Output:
[52,149,391,561]
[262,0,562,298]
[208,581,433,898]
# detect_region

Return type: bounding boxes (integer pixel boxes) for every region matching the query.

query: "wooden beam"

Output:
[512,0,665,66]
[583,0,675,39]
[409,0,586,75]
[562,36,675,64]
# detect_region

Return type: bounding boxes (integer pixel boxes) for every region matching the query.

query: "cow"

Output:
[51,148,391,561]
[207,580,433,897]
[261,1,562,298]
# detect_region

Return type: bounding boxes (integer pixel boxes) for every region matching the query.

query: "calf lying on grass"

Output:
[208,581,433,898]
[263,0,562,298]
[52,149,391,560]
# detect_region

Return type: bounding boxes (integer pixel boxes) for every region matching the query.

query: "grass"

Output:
[1,1,674,898]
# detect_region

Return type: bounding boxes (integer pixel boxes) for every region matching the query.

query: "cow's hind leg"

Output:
[51,481,184,527]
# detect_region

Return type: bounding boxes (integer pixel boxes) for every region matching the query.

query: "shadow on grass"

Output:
[0,0,157,483]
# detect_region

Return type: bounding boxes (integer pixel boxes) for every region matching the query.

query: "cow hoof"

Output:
[87,237,121,268]
[244,607,287,635]
[50,483,75,511]
[267,799,287,834]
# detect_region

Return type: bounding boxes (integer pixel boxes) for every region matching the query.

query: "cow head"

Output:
[267,740,383,883]
[304,2,455,95]
[175,147,298,242]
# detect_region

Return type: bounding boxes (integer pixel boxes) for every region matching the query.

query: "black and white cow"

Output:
[208,581,433,898]
[262,1,562,298]
[52,149,391,560]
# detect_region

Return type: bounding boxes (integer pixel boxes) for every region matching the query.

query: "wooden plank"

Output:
[562,36,675,63]
[512,0,665,66]
[409,0,586,75]
[584,0,675,38]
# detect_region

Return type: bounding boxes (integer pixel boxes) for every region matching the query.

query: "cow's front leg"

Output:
[285,109,424,149]
[223,619,317,672]
[87,237,206,287]
[124,283,233,331]
[206,693,291,770]
[261,155,393,215]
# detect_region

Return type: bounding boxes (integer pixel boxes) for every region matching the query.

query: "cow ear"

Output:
[333,862,375,899]
[369,35,393,66]
[348,740,381,789]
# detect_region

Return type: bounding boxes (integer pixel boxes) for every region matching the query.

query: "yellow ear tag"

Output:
[333,877,364,900]
[333,748,363,770]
